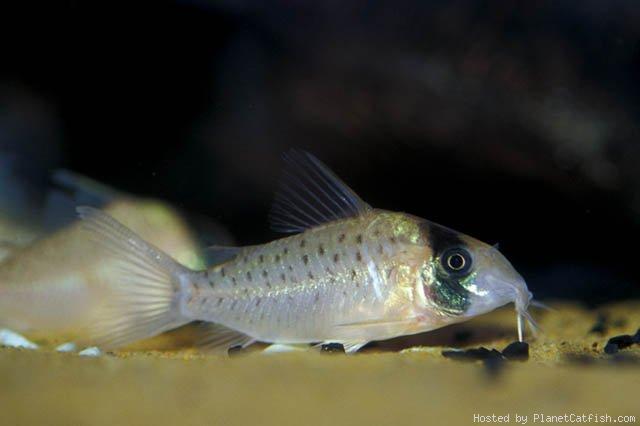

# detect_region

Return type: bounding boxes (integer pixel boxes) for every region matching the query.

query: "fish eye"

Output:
[441,248,472,275]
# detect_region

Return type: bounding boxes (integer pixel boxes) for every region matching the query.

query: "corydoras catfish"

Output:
[0,199,205,344]
[78,150,538,353]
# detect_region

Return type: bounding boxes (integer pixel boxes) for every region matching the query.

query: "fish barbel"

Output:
[78,150,537,353]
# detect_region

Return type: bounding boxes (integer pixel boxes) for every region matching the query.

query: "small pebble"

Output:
[443,341,531,364]
[0,329,38,349]
[603,333,637,355]
[604,334,635,355]
[55,342,77,353]
[501,341,529,361]
[78,347,102,357]
[442,347,504,362]
[227,345,245,356]
[320,343,345,353]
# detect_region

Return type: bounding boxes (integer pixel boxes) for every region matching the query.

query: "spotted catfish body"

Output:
[190,212,430,349]
[78,151,536,353]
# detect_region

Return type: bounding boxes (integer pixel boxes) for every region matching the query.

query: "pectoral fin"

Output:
[328,317,419,347]
[333,317,419,330]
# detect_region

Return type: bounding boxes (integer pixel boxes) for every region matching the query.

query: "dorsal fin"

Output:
[269,150,371,233]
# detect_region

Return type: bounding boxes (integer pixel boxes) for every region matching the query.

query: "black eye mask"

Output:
[421,222,473,315]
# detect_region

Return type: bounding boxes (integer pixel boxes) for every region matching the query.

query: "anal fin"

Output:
[342,341,367,354]
[196,323,256,353]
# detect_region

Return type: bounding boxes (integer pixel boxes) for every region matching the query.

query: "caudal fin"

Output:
[77,206,192,348]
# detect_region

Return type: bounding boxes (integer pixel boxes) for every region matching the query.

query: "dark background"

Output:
[1,1,639,305]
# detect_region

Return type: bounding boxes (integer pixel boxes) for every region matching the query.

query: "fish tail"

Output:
[76,206,193,349]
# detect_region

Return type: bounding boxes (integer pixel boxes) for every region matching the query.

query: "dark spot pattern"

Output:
[318,245,325,256]
[333,253,340,263]
[356,234,363,244]
[303,254,309,265]
[246,271,252,281]
[356,251,362,262]
[338,234,346,243]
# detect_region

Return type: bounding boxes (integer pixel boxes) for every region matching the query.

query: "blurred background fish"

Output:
[0,165,231,345]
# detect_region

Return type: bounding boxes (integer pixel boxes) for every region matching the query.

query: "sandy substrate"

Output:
[1,302,639,426]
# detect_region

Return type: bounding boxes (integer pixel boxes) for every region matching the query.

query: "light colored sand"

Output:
[1,302,639,426]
